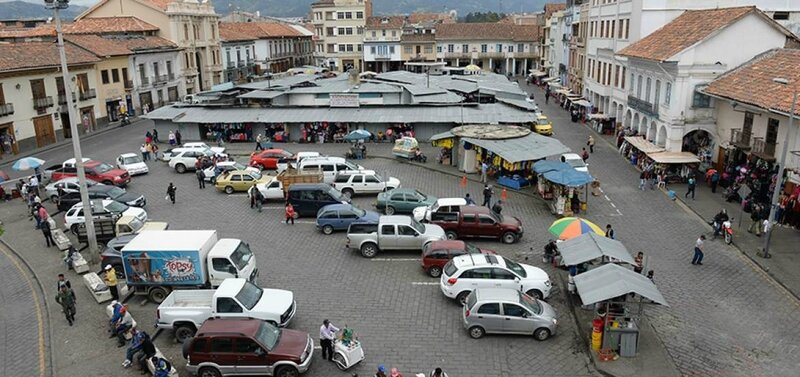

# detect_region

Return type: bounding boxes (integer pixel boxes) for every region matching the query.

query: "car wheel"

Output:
[210,177,216,184]
[198,367,222,377]
[322,225,334,235]
[526,289,543,300]
[385,206,396,215]
[360,243,379,258]
[275,366,299,377]
[468,326,485,339]
[445,231,458,240]
[502,232,517,244]
[342,188,354,198]
[534,328,551,341]
[102,180,113,185]
[333,353,347,370]
[428,266,443,278]
[224,186,234,194]
[148,287,169,304]
[70,224,79,234]
[175,164,186,174]
[174,324,196,343]
[456,291,471,305]
[50,195,59,203]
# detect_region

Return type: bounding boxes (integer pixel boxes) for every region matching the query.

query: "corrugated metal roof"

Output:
[238,74,319,90]
[496,97,538,112]
[462,132,569,163]
[237,90,286,99]
[558,233,635,266]
[402,83,446,96]
[413,92,463,104]
[573,263,668,306]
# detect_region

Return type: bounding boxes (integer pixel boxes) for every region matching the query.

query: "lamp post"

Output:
[760,77,798,258]
[45,0,99,262]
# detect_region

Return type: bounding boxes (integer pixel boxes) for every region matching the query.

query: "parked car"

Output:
[316,203,380,235]
[202,161,260,183]
[376,188,437,215]
[532,114,553,136]
[45,177,98,203]
[157,278,296,342]
[440,254,551,303]
[346,215,446,258]
[168,148,217,173]
[249,149,294,170]
[421,240,495,278]
[215,170,271,194]
[48,158,130,186]
[297,157,364,183]
[429,205,523,244]
[287,183,350,217]
[56,184,145,210]
[99,234,136,278]
[463,288,557,340]
[182,317,313,377]
[116,153,148,175]
[332,170,400,197]
[181,141,226,156]
[63,199,147,233]
[412,197,468,222]
[561,153,588,172]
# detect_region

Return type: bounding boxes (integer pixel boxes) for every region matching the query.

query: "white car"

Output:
[202,161,260,182]
[413,197,468,222]
[561,153,588,172]
[332,170,401,197]
[255,177,288,201]
[44,177,98,203]
[63,199,147,232]
[168,149,217,173]
[180,142,226,156]
[440,254,552,303]
[116,153,149,176]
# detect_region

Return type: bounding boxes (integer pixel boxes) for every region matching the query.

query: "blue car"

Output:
[316,203,380,235]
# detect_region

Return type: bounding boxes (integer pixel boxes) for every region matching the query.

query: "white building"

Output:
[434,23,540,75]
[310,0,372,71]
[363,16,404,72]
[615,6,798,161]
[219,26,257,84]
[220,22,314,75]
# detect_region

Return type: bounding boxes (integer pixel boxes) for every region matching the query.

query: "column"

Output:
[512,58,516,75]
[489,58,493,70]
[455,58,459,67]
[505,58,510,74]
[524,59,528,74]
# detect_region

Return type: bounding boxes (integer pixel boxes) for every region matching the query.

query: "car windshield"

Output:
[281,150,293,158]
[536,118,550,126]
[94,163,114,173]
[106,187,127,199]
[328,188,346,202]
[504,258,527,278]
[127,217,144,232]
[373,174,385,182]
[352,206,367,217]
[464,243,480,254]
[565,158,586,168]
[256,321,281,351]
[344,161,360,170]
[232,162,248,170]
[248,171,262,180]
[202,149,215,157]
[122,156,142,164]
[519,291,543,315]
[490,211,503,222]
[414,190,427,200]
[230,242,254,271]
[409,218,425,234]
[105,201,128,213]
[235,281,263,310]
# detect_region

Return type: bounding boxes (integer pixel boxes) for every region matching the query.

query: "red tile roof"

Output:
[401,33,435,42]
[0,25,55,39]
[0,41,100,72]
[366,16,405,29]
[66,34,178,57]
[544,3,566,19]
[435,23,539,42]
[704,48,800,117]
[219,22,305,40]
[618,7,770,62]
[219,25,256,42]
[65,16,160,34]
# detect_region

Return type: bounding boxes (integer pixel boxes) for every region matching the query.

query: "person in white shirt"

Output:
[29,176,39,196]
[319,319,339,362]
[691,235,705,265]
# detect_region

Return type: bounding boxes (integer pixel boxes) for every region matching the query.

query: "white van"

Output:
[298,157,365,183]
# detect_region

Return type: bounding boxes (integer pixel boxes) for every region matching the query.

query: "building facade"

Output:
[219,22,314,75]
[435,23,540,75]
[310,0,372,71]
[567,1,588,94]
[363,16,404,72]
[219,26,257,84]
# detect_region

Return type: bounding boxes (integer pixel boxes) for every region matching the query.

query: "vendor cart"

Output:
[332,329,365,370]
[392,136,419,159]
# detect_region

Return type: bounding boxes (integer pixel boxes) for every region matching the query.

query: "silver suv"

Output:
[462,288,557,341]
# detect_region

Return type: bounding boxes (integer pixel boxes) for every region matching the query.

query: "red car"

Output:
[50,160,130,187]
[421,240,495,277]
[249,149,294,170]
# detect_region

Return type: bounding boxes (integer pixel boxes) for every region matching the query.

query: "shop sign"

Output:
[330,93,360,108]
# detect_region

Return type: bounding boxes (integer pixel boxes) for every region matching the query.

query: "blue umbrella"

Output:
[12,157,45,171]
[344,129,371,141]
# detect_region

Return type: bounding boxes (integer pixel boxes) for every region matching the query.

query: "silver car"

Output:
[462,288,557,341]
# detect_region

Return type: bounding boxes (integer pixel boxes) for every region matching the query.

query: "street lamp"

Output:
[45,0,99,262]
[760,77,798,258]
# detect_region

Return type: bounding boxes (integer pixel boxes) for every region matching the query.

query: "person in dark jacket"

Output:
[41,218,56,247]
[195,169,205,189]
[166,183,176,204]
[136,334,157,373]
[491,200,503,214]
[175,130,182,145]
[482,185,493,208]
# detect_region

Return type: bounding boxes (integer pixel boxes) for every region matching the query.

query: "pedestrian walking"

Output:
[175,130,182,145]
[104,264,119,300]
[710,171,720,193]
[255,134,264,151]
[430,367,449,377]
[319,319,339,361]
[168,131,176,146]
[691,235,705,265]
[29,175,40,197]
[491,200,503,214]
[57,273,72,292]
[145,131,152,144]
[285,202,296,224]
[482,185,493,208]
[248,185,257,209]
[41,217,56,247]
[581,148,589,162]
[633,252,644,274]
[605,224,615,239]
[639,171,647,191]
[748,204,762,235]
[480,161,488,183]
[254,189,264,212]
[375,365,388,377]
[152,128,160,143]
[195,169,205,189]
[56,285,76,326]
[166,183,176,204]
[390,368,404,377]
[587,136,595,153]
[545,90,550,104]
[140,144,148,161]
[685,176,696,200]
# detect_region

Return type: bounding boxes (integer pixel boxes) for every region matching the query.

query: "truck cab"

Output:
[207,239,258,287]
[346,215,446,258]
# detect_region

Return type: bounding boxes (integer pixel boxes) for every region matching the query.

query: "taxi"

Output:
[532,115,553,136]
[215,170,271,194]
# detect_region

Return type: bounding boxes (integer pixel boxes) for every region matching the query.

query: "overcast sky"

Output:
[2,0,100,7]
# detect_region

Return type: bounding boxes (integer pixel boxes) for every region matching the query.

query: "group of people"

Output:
[108,301,171,376]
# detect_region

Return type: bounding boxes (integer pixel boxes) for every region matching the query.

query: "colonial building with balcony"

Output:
[705,48,800,179]
[310,0,372,71]
[220,22,314,76]
[0,42,100,154]
[434,23,540,75]
[363,16,404,72]
[219,25,257,84]
[615,6,798,163]
[567,1,588,94]
[539,3,566,72]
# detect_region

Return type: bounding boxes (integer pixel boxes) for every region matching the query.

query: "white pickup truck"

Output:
[332,170,401,197]
[156,278,296,343]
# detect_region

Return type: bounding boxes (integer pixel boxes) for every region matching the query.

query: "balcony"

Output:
[238,60,246,67]
[124,80,133,89]
[140,76,150,86]
[156,75,168,84]
[570,36,585,47]
[57,93,75,105]
[0,103,13,116]
[751,138,777,161]
[33,96,54,110]
[79,88,97,101]
[168,73,175,81]
[730,129,752,150]
[628,95,657,117]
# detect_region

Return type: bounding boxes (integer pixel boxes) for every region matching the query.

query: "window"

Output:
[338,27,345,35]
[357,26,363,35]
[356,11,363,19]
[345,27,353,35]
[517,43,524,52]
[437,46,442,53]
[391,30,396,37]
[380,225,395,235]
[625,18,630,39]
[692,88,711,108]
[496,44,502,52]
[462,44,469,52]
[153,62,160,78]
[462,214,477,223]
[766,118,779,144]
[611,20,616,38]
[370,46,376,54]
[327,27,335,36]
[346,44,354,52]
[210,338,233,353]
[216,297,243,313]
[477,303,501,315]
[478,215,495,225]
[424,46,433,54]
[600,20,604,37]
[183,24,189,40]
[645,78,652,102]
[480,44,487,53]
[340,211,357,220]
[338,44,346,52]
[101,70,109,84]
[621,67,626,89]
[111,69,119,83]
[654,80,661,106]
[234,338,262,354]
[447,44,454,53]
[345,12,352,19]
[503,304,527,317]
[398,225,417,236]
[371,31,376,37]
[636,75,643,98]
[381,29,386,37]
[389,46,395,54]
[614,65,619,87]
[508,45,514,52]
[191,338,207,353]
[337,12,344,19]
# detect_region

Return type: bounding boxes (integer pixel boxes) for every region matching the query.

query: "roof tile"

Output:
[219,22,305,40]
[366,16,405,29]
[435,23,539,42]
[0,41,100,72]
[65,34,178,57]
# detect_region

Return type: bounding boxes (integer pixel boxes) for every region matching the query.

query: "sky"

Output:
[2,0,100,6]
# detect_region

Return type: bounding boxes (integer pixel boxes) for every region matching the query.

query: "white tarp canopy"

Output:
[529,69,547,77]
[557,232,636,266]
[624,136,665,154]
[542,77,559,83]
[573,100,592,107]
[648,151,701,164]
[573,263,669,306]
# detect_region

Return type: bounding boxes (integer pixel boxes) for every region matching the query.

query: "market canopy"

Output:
[573,100,592,107]
[462,132,569,163]
[529,69,547,77]
[540,163,594,187]
[430,131,455,141]
[558,232,636,266]
[648,151,701,164]
[573,263,669,306]
[624,136,665,154]
[542,77,559,82]
[533,160,565,174]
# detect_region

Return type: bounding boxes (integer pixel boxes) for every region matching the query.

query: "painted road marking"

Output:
[411,282,440,286]
[610,202,616,208]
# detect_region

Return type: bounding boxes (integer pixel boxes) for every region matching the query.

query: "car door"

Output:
[116,156,124,169]
[502,303,536,335]
[229,173,244,191]
[317,209,337,229]
[234,337,270,375]
[208,337,237,374]
[460,213,479,237]
[379,224,397,249]
[491,267,520,290]
[474,302,505,334]
[397,224,420,249]
[401,192,421,212]
[464,267,492,290]
[214,297,244,319]
[478,214,500,237]
[240,173,255,191]
[264,180,283,200]
[210,257,237,286]
[339,209,358,229]
[364,174,381,193]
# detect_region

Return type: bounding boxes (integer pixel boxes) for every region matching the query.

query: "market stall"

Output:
[430,131,456,166]
[587,113,616,135]
[620,136,665,171]
[558,232,636,267]
[647,151,701,183]
[533,160,594,216]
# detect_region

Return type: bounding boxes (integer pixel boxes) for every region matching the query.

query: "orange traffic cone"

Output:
[501,188,508,201]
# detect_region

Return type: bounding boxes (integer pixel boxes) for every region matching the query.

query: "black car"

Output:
[57,184,145,211]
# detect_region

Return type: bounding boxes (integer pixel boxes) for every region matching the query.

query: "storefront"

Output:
[620,136,700,182]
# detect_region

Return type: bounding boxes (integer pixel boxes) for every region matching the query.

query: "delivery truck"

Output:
[121,230,258,303]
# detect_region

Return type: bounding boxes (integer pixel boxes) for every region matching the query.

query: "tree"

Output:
[462,12,506,23]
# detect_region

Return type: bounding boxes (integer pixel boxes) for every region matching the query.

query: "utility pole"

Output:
[45,0,99,262]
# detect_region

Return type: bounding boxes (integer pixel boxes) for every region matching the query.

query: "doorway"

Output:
[33,115,55,147]
[0,122,18,156]
[60,112,72,139]
[195,52,204,90]
[80,106,95,133]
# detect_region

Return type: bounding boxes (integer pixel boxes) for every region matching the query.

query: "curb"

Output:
[0,237,55,377]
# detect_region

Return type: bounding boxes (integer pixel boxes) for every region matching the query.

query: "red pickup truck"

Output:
[429,205,523,244]
[47,159,130,186]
